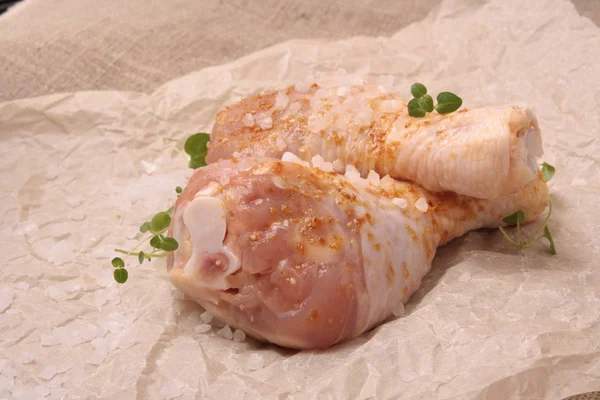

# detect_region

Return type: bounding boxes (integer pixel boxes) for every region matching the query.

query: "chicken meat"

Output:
[206,76,543,199]
[167,157,549,349]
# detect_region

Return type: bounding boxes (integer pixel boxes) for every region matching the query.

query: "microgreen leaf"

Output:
[150,212,171,233]
[139,222,151,233]
[435,92,463,114]
[160,237,179,252]
[150,234,163,249]
[541,162,555,182]
[418,95,434,113]
[543,226,557,255]
[166,206,174,217]
[184,133,210,170]
[408,98,427,118]
[175,186,183,194]
[111,257,124,269]
[114,268,128,284]
[411,83,427,98]
[503,210,525,225]
[138,251,145,264]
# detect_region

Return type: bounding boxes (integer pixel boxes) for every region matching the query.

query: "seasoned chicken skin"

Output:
[167,158,549,349]
[206,77,543,199]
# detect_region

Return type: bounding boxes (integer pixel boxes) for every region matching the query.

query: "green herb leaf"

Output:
[175,186,183,194]
[149,234,179,251]
[410,83,427,98]
[111,257,125,269]
[166,206,174,217]
[150,212,171,233]
[114,268,128,284]
[138,251,145,264]
[408,98,427,118]
[150,234,163,249]
[503,210,526,225]
[435,92,463,114]
[184,133,210,169]
[140,222,151,233]
[543,226,557,255]
[160,237,179,252]
[418,95,434,113]
[541,162,555,182]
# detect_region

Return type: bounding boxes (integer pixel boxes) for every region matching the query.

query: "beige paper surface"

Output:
[1,0,599,399]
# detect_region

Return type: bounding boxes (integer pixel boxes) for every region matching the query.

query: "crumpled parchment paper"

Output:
[1,0,599,399]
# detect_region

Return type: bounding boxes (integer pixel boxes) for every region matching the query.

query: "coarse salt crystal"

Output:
[141,160,157,175]
[217,324,233,340]
[257,117,273,130]
[337,86,350,97]
[195,324,212,334]
[159,381,182,400]
[392,198,408,209]
[294,81,311,93]
[21,353,35,364]
[219,175,230,186]
[367,170,380,185]
[281,152,309,167]
[242,113,254,127]
[415,198,429,212]
[14,282,29,290]
[46,166,59,180]
[274,92,289,110]
[246,354,263,371]
[393,302,405,317]
[458,272,472,282]
[200,310,213,324]
[275,136,287,151]
[272,176,286,189]
[49,388,67,400]
[0,288,14,313]
[288,102,301,115]
[332,159,345,173]
[39,366,57,380]
[233,329,246,342]
[380,100,402,113]
[344,164,361,180]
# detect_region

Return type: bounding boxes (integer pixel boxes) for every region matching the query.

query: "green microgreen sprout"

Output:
[408,83,463,118]
[110,133,210,283]
[498,162,557,255]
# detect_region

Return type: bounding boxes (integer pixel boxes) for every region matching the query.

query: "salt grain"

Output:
[39,366,57,380]
[20,353,34,364]
[392,198,408,209]
[367,170,380,186]
[275,136,287,151]
[233,329,246,342]
[246,354,263,371]
[393,302,405,317]
[46,166,59,180]
[272,176,286,189]
[380,100,402,113]
[294,81,311,93]
[458,272,472,282]
[281,152,310,167]
[332,159,345,173]
[415,198,429,212]
[217,324,233,340]
[45,286,62,300]
[21,222,38,237]
[200,311,213,324]
[242,113,254,127]
[257,117,273,130]
[49,388,67,400]
[141,160,157,175]
[159,381,182,399]
[0,288,14,313]
[274,92,289,110]
[194,324,212,334]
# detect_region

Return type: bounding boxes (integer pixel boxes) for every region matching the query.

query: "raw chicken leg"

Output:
[206,78,543,199]
[167,157,549,349]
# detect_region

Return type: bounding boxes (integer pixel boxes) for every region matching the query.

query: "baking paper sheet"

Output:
[1,0,599,399]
